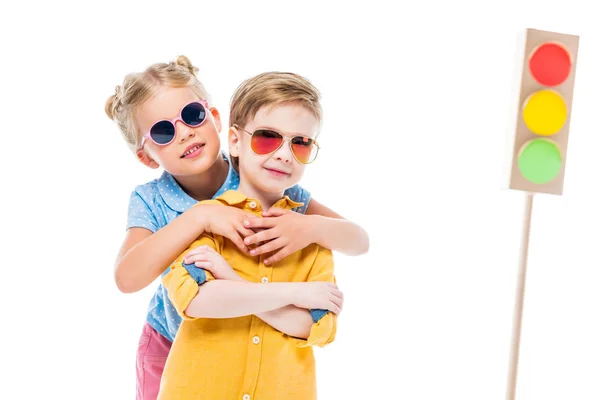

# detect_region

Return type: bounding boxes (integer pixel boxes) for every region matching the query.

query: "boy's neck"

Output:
[174,155,229,201]
[237,181,283,211]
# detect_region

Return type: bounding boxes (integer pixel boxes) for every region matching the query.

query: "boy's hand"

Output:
[196,204,258,254]
[183,245,243,281]
[290,282,343,315]
[242,208,319,265]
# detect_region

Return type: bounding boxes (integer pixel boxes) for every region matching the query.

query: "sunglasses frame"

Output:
[139,100,210,149]
[233,124,320,164]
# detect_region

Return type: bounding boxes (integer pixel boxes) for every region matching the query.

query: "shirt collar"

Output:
[217,190,304,210]
[158,152,234,213]
[157,171,197,213]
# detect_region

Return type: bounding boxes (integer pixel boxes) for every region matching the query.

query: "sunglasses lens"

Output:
[291,136,318,163]
[182,102,207,126]
[251,130,283,154]
[150,121,176,144]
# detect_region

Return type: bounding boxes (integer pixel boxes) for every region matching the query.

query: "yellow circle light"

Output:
[522,89,567,136]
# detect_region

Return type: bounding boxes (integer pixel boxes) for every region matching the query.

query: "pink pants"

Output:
[136,322,171,400]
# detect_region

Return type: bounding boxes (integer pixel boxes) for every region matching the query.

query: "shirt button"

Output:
[248,201,257,209]
[261,277,268,283]
[252,336,260,344]
[243,395,251,400]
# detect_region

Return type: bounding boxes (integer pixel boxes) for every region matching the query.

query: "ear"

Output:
[210,107,222,133]
[136,148,160,169]
[228,126,241,157]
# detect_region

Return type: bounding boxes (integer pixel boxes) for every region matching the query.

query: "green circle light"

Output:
[517,139,562,184]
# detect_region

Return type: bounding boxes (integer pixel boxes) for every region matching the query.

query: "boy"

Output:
[159,72,342,400]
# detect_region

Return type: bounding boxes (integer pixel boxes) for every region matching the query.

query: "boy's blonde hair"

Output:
[105,55,212,153]
[229,72,322,170]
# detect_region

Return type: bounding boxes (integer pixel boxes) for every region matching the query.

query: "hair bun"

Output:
[174,55,199,76]
[104,85,122,120]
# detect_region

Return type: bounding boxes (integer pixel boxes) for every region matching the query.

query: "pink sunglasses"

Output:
[139,100,209,149]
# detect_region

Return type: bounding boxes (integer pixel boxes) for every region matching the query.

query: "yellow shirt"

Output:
[159,190,337,400]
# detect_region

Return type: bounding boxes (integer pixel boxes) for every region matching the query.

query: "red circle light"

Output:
[528,42,571,86]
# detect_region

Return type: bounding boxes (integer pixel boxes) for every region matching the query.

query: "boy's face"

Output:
[230,103,319,195]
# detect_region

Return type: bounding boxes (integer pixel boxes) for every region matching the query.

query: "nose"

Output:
[176,120,195,142]
[272,139,293,163]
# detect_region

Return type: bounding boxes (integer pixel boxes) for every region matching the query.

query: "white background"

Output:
[2,0,600,399]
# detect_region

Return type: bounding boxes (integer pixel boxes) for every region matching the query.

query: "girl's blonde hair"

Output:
[105,55,211,153]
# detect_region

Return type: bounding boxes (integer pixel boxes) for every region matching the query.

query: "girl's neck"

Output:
[237,180,283,211]
[174,155,229,201]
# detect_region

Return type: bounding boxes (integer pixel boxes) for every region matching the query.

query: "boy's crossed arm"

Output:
[162,235,340,345]
[254,246,338,346]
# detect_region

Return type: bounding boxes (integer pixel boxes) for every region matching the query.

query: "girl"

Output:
[105,56,368,400]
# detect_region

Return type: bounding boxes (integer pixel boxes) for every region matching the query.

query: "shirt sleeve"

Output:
[126,189,160,233]
[284,184,311,214]
[296,246,337,348]
[161,234,218,321]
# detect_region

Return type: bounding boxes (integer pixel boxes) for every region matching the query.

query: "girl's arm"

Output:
[115,203,255,293]
[243,198,369,265]
[305,198,369,255]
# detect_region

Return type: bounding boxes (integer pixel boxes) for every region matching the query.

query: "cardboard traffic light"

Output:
[507,28,579,195]
[505,28,579,400]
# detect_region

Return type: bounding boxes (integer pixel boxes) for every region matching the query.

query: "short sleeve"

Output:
[284,184,311,214]
[126,190,160,233]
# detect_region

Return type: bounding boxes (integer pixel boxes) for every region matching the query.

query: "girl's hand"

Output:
[183,245,242,281]
[197,204,258,254]
[242,208,319,265]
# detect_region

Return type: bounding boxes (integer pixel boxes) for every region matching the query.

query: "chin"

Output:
[252,179,289,195]
[190,145,221,169]
[262,184,288,194]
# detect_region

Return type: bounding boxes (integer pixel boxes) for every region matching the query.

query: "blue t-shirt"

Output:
[126,153,311,342]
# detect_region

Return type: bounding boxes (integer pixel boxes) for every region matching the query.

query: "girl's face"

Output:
[135,86,222,178]
[229,103,319,195]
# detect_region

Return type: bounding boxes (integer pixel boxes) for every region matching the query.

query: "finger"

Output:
[331,289,343,301]
[183,254,209,264]
[184,245,209,258]
[330,294,343,311]
[225,229,249,253]
[250,237,287,258]
[238,209,259,218]
[194,261,213,269]
[243,217,277,230]
[328,302,341,315]
[264,245,293,265]
[245,228,280,246]
[262,207,287,217]
[330,288,343,302]
[184,248,212,262]
[236,224,256,238]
